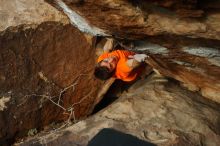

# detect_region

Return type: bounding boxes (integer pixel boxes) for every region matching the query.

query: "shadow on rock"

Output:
[88,128,156,146]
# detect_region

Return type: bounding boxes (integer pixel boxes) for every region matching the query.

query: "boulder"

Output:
[0,0,102,145]
[46,0,220,40]
[45,0,220,103]
[0,0,220,145]
[132,40,220,103]
[16,74,220,146]
[0,0,68,31]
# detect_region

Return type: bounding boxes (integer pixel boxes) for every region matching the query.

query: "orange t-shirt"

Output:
[97,50,142,82]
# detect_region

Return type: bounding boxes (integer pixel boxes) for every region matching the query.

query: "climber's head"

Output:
[94,56,118,80]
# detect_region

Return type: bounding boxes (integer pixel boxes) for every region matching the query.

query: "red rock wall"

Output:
[0,22,101,144]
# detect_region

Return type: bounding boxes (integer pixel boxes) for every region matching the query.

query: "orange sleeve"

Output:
[97,50,135,63]
[117,50,135,58]
[97,50,121,63]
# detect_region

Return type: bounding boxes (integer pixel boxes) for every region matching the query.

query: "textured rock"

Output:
[130,40,220,103]
[46,0,220,103]
[0,0,68,31]
[46,0,220,40]
[0,21,102,145]
[17,73,220,146]
[1,0,220,145]
[0,0,107,144]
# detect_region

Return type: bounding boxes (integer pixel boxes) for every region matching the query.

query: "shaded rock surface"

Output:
[0,0,107,144]
[0,21,101,145]
[0,0,220,145]
[47,0,220,40]
[130,40,220,103]
[46,0,220,103]
[17,73,220,146]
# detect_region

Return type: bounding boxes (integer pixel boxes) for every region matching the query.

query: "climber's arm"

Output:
[103,38,116,53]
[126,54,149,69]
[126,59,141,69]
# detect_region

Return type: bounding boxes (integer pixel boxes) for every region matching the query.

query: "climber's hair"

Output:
[94,61,113,80]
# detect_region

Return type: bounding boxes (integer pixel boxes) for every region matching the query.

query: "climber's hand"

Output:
[103,38,115,52]
[128,54,149,62]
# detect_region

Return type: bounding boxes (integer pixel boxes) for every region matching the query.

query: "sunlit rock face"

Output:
[0,0,102,145]
[17,74,220,146]
[0,0,68,31]
[46,0,220,102]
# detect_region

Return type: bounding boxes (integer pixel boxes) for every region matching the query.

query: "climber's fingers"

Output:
[128,55,134,59]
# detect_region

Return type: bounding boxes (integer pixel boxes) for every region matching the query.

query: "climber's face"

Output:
[100,56,118,72]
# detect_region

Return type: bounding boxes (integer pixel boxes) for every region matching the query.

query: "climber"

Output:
[94,39,148,82]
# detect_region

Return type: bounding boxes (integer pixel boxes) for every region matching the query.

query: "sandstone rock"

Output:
[1,0,220,145]
[16,73,220,146]
[0,3,105,144]
[0,0,68,31]
[0,1,107,144]
[131,40,220,103]
[46,0,220,40]
[45,0,220,103]
[0,21,103,145]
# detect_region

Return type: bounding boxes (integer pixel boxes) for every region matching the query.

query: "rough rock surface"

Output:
[17,73,220,146]
[47,0,220,40]
[46,0,220,103]
[1,0,220,145]
[131,40,220,103]
[0,0,68,31]
[0,0,107,144]
[0,21,102,145]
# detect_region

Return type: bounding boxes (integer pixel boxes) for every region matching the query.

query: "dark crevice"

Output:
[92,79,136,114]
